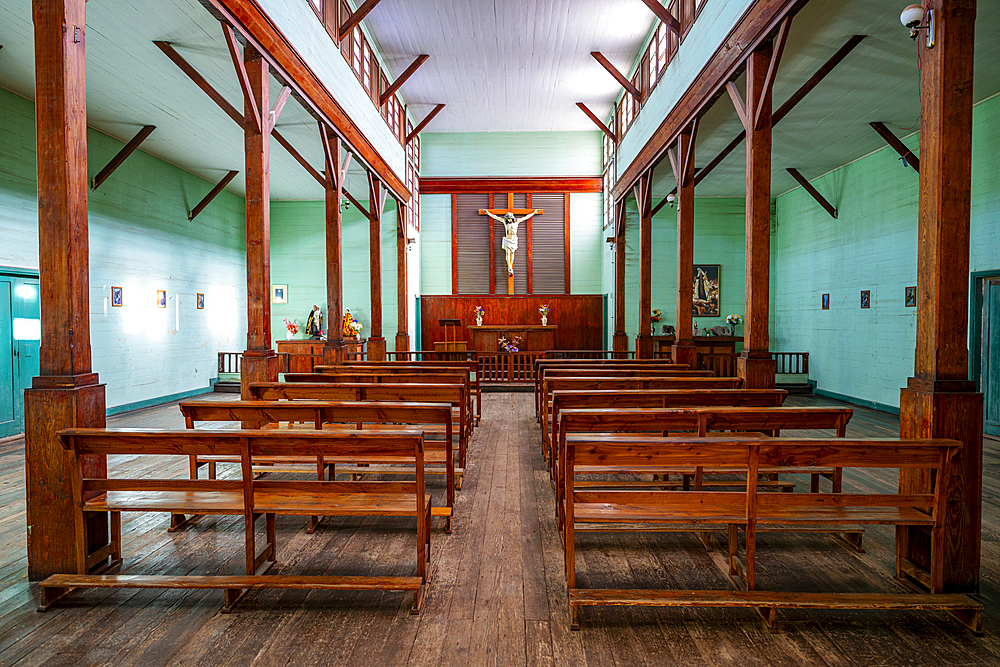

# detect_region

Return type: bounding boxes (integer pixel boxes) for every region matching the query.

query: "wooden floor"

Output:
[0,392,998,665]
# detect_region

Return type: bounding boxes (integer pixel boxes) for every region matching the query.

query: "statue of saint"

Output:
[306,305,323,339]
[342,309,356,338]
[483,209,541,276]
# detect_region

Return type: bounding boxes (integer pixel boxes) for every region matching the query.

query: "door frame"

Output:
[0,267,40,438]
[969,269,1000,389]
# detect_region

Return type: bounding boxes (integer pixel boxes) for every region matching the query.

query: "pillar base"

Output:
[25,377,107,580]
[367,336,387,361]
[898,378,982,594]
[395,332,410,355]
[737,351,775,389]
[241,349,279,400]
[322,340,344,366]
[671,342,698,369]
[612,332,628,358]
[636,334,653,360]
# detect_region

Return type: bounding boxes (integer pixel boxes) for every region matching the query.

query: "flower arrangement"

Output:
[651,309,662,323]
[725,314,743,327]
[350,321,364,336]
[284,318,298,335]
[538,304,549,316]
[498,334,523,353]
[474,306,484,317]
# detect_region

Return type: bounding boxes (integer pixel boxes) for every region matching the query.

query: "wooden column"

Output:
[737,44,776,388]
[240,45,279,397]
[612,202,628,357]
[321,125,346,365]
[367,173,387,360]
[898,0,983,595]
[672,125,698,369]
[634,173,653,359]
[24,0,110,580]
[395,204,410,353]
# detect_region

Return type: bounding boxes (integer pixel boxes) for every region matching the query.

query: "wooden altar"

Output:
[651,335,743,357]
[468,325,556,352]
[277,338,365,371]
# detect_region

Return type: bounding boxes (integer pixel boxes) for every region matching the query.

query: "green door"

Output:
[0,280,16,437]
[0,275,41,438]
[983,278,1000,437]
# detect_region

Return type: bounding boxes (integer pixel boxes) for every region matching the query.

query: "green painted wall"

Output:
[609,197,747,349]
[0,86,247,410]
[772,93,1000,410]
[270,200,404,348]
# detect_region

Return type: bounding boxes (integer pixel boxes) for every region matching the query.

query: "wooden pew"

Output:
[178,400,456,533]
[40,429,432,614]
[553,406,853,539]
[540,377,744,455]
[533,360,692,414]
[335,360,483,423]
[248,382,471,472]
[563,433,980,632]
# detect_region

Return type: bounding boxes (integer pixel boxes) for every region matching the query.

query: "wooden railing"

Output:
[771,351,809,375]
[477,351,542,383]
[386,350,478,362]
[544,350,637,360]
[217,352,290,375]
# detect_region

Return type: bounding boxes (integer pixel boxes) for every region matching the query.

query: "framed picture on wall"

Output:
[111,286,122,307]
[860,290,871,309]
[156,290,167,308]
[693,265,721,317]
[905,286,916,307]
[821,293,829,310]
[272,285,288,304]
[196,293,205,309]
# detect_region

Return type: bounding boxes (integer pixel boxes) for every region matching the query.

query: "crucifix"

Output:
[479,194,542,294]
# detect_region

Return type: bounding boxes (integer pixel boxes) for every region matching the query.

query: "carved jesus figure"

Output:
[484,209,541,275]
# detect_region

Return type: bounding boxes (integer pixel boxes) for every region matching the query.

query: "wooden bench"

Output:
[540,377,744,455]
[554,407,854,542]
[335,360,483,423]
[40,429,432,614]
[178,400,457,532]
[563,433,980,632]
[533,360,691,414]
[248,382,471,471]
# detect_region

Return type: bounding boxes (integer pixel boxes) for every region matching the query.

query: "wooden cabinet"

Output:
[275,340,324,373]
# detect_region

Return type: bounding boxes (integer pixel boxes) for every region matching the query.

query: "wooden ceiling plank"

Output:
[786,168,837,219]
[576,102,616,142]
[90,125,155,190]
[591,51,641,100]
[870,121,920,172]
[380,54,429,106]
[222,23,262,135]
[189,170,239,220]
[406,103,446,143]
[339,0,383,40]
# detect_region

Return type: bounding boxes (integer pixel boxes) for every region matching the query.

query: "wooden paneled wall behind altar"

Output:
[419,295,604,351]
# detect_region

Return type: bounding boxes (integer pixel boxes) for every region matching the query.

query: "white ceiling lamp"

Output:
[900,4,935,48]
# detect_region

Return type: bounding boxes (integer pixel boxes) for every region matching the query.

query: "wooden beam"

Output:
[321,124,344,365]
[273,131,325,186]
[395,205,409,352]
[754,16,791,131]
[612,201,628,357]
[188,170,239,220]
[268,86,291,133]
[726,81,749,132]
[870,121,920,172]
[223,24,262,135]
[640,0,681,35]
[613,0,810,201]
[90,125,155,190]
[785,168,837,219]
[576,102,616,142]
[380,54,428,106]
[406,104,445,143]
[339,0,382,41]
[367,172,387,361]
[673,124,697,369]
[634,171,653,359]
[591,52,641,100]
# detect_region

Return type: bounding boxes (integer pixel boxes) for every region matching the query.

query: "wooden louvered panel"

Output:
[531,193,566,294]
[493,193,529,294]
[455,194,490,294]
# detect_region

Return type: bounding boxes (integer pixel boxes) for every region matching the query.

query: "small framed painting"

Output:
[860,290,870,309]
[156,290,167,308]
[272,285,288,304]
[905,286,916,307]
[692,265,721,317]
[196,293,205,309]
[821,293,829,310]
[111,286,122,307]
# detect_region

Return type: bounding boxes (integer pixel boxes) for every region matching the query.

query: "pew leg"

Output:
[208,462,217,479]
[728,524,739,577]
[948,607,984,635]
[697,529,713,552]
[168,513,203,532]
[110,511,122,565]
[37,585,73,612]
[837,531,865,553]
[569,605,580,631]
[810,474,820,493]
[410,583,424,615]
[222,587,248,614]
[832,467,843,494]
[754,606,779,634]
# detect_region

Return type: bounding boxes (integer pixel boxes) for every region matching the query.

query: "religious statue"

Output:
[482,209,541,276]
[305,305,323,339]
[342,309,356,338]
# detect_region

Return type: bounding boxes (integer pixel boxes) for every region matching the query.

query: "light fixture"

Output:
[900,3,934,48]
[666,193,676,209]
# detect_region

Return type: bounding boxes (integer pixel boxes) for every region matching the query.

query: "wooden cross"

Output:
[479,194,543,294]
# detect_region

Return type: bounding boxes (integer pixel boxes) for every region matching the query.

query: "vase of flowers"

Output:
[474,305,484,326]
[651,308,662,335]
[283,318,298,340]
[725,313,743,337]
[350,321,364,338]
[539,304,549,326]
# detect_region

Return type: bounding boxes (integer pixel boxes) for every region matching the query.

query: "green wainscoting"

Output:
[420,132,602,178]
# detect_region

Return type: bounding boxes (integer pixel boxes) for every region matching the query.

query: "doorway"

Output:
[0,271,40,438]
[973,273,1000,437]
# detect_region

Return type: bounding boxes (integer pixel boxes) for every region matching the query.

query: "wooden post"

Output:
[24,0,110,580]
[612,203,628,358]
[322,125,345,365]
[634,172,653,359]
[898,0,982,594]
[737,44,776,388]
[367,172,387,361]
[395,204,410,353]
[672,125,698,369]
[240,45,279,398]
